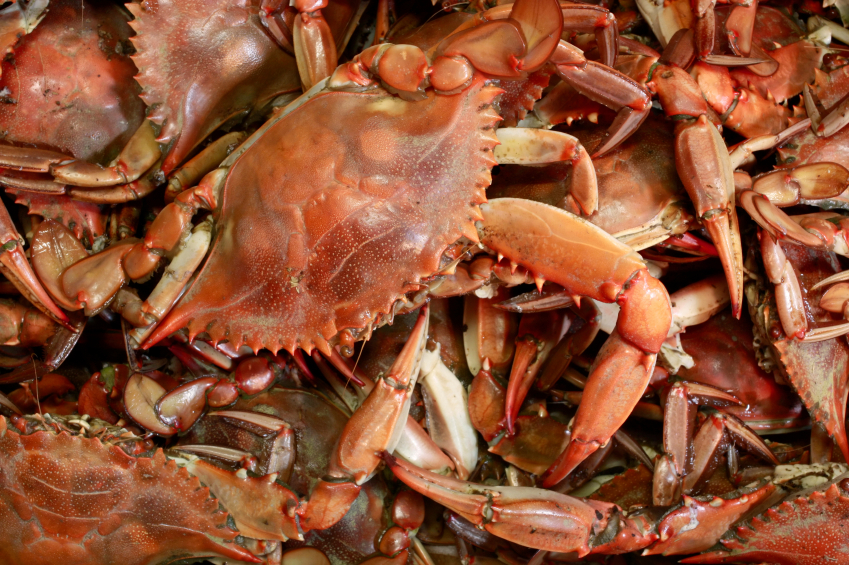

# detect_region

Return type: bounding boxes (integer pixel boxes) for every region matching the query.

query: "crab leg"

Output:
[494,128,598,214]
[736,162,849,250]
[653,381,777,505]
[677,116,744,318]
[49,121,161,187]
[45,173,219,325]
[475,198,671,486]
[504,310,569,434]
[299,305,429,531]
[480,2,620,67]
[550,41,652,157]
[464,288,519,378]
[291,0,338,90]
[383,452,656,555]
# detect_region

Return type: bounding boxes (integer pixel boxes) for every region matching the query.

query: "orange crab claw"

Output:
[476,198,671,486]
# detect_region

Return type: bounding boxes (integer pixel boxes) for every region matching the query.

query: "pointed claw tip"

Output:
[541,439,600,488]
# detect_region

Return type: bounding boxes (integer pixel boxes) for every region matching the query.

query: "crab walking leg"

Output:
[382,452,656,555]
[737,163,849,249]
[0,204,70,327]
[475,198,672,486]
[549,41,651,158]
[494,128,598,214]
[480,2,621,68]
[49,120,161,187]
[126,218,214,346]
[0,121,160,188]
[299,305,430,532]
[652,381,778,506]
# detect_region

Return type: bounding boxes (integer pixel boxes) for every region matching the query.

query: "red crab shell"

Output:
[127,0,303,175]
[0,0,144,164]
[748,244,849,460]
[686,477,849,564]
[676,308,808,433]
[0,416,255,565]
[147,78,502,353]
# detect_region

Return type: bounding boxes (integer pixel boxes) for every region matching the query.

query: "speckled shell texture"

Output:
[0,418,247,565]
[154,78,502,353]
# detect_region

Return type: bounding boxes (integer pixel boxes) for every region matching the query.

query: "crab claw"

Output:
[382,452,603,556]
[675,116,743,319]
[0,204,70,328]
[476,198,671,486]
[328,304,430,485]
[504,310,569,434]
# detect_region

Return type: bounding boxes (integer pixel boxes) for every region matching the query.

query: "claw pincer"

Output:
[476,198,672,485]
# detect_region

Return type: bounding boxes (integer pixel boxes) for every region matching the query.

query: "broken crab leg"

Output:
[666,274,729,336]
[49,120,161,187]
[475,198,671,486]
[724,0,757,57]
[0,204,70,327]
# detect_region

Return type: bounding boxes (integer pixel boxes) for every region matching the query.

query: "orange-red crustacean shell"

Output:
[149,78,503,353]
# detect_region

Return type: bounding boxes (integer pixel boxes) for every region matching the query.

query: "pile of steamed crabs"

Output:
[5,0,849,562]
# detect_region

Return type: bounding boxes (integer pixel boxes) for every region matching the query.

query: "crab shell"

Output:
[0,416,256,565]
[0,0,144,165]
[746,243,849,461]
[676,308,808,434]
[147,77,503,353]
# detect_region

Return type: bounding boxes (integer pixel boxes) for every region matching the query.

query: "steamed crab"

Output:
[25,0,675,501]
